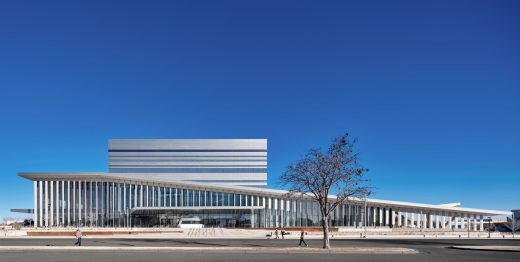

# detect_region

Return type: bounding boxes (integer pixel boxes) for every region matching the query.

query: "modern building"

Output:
[17,139,510,230]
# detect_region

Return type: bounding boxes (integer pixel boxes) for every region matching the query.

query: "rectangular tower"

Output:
[108,139,267,187]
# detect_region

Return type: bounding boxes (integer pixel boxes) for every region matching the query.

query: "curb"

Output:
[0,246,418,254]
[451,246,520,252]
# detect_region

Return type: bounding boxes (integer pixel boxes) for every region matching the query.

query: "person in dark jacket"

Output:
[298,229,308,247]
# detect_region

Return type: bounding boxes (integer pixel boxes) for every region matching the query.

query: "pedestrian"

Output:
[298,229,308,247]
[74,229,82,246]
[281,230,285,239]
[274,229,279,239]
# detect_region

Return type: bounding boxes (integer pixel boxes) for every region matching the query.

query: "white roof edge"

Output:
[18,172,511,216]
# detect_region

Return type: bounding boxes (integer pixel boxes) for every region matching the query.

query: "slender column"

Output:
[112,182,115,225]
[448,213,453,229]
[157,186,161,207]
[435,213,440,228]
[146,185,149,207]
[455,214,460,229]
[441,214,446,229]
[404,212,409,227]
[123,183,126,212]
[50,181,54,226]
[391,210,396,227]
[84,181,87,226]
[140,185,143,207]
[152,186,155,207]
[67,181,71,227]
[428,213,433,228]
[169,188,172,207]
[72,181,76,226]
[410,212,415,227]
[479,215,484,231]
[61,181,65,226]
[39,181,43,227]
[385,208,389,226]
[473,215,478,231]
[95,181,98,227]
[397,211,402,227]
[163,187,166,207]
[89,181,93,227]
[78,180,82,226]
[55,181,59,226]
[33,181,38,228]
[417,212,422,228]
[44,181,49,227]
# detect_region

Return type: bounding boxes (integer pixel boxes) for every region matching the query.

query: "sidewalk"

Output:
[0,246,417,254]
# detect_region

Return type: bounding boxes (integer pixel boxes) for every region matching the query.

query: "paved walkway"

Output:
[451,246,520,252]
[0,246,417,254]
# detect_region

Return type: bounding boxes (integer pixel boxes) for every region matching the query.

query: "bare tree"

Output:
[281,133,370,249]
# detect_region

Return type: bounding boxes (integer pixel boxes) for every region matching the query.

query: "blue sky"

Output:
[0,0,518,219]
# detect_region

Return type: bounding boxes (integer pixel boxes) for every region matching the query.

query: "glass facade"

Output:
[29,178,493,231]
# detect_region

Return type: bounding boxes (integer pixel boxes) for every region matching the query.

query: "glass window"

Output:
[223,193,229,206]
[212,192,217,206]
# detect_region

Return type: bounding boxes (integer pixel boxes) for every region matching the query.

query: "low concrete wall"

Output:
[27,230,183,236]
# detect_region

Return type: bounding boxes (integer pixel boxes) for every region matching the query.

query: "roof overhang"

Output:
[18,172,511,216]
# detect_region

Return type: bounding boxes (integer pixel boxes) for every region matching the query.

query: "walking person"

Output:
[74,229,82,246]
[274,229,279,239]
[298,229,308,247]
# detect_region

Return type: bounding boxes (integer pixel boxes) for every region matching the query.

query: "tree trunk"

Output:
[321,211,330,249]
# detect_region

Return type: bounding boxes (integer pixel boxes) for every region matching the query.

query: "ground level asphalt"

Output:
[0,238,518,262]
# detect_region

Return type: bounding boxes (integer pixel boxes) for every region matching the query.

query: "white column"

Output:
[461,214,465,229]
[428,213,433,228]
[112,182,115,224]
[391,210,396,227]
[473,215,478,231]
[410,212,415,227]
[54,181,59,226]
[397,211,402,227]
[404,212,409,227]
[67,181,71,227]
[95,181,99,227]
[152,186,155,206]
[163,187,166,207]
[123,183,126,211]
[84,181,88,226]
[455,214,460,229]
[44,181,49,227]
[385,208,389,226]
[479,215,484,231]
[441,214,446,229]
[61,181,65,226]
[89,181,93,227]
[72,181,76,226]
[50,181,54,227]
[169,188,172,207]
[39,181,43,227]
[448,213,453,229]
[435,213,440,228]
[78,180,82,226]
[146,185,149,207]
[33,181,38,227]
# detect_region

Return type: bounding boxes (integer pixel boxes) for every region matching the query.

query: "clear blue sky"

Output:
[0,0,518,220]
